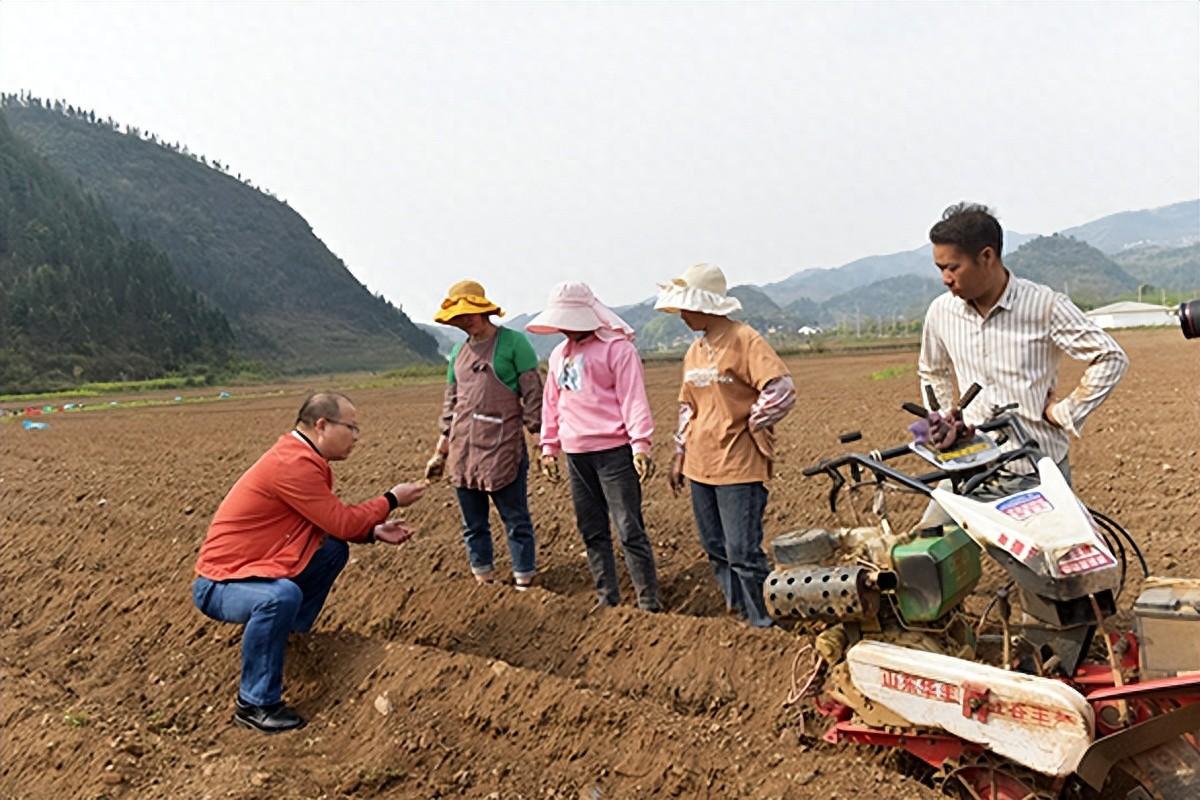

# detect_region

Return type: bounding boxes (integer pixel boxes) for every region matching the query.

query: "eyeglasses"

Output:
[327,418,360,435]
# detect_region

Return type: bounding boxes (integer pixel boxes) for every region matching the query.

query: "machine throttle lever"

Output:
[924,384,941,411]
[959,383,982,410]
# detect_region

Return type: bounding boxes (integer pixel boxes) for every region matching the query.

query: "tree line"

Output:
[0,91,284,203]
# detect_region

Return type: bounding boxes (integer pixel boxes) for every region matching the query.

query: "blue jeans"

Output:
[689,480,773,628]
[455,454,537,579]
[191,537,349,705]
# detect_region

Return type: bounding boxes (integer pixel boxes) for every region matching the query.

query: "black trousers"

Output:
[565,445,662,610]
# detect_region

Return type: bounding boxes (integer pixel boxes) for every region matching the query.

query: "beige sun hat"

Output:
[654,263,743,316]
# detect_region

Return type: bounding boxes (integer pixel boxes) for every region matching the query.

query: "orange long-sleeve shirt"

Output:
[195,432,391,581]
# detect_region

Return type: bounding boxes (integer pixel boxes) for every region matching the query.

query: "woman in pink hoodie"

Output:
[527,282,662,612]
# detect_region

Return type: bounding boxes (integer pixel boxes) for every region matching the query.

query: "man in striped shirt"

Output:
[918,203,1128,481]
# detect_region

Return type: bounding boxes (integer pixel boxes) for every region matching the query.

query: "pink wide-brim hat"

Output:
[526,282,635,341]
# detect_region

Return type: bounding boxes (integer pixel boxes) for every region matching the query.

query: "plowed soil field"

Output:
[2,328,1197,800]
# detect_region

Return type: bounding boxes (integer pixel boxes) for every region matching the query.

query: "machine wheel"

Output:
[1116,737,1200,800]
[939,755,1058,800]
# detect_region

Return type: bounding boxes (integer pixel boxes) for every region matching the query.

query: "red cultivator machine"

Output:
[770,387,1200,799]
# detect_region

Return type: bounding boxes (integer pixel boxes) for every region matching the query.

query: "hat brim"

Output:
[654,285,742,317]
[434,300,503,324]
[525,306,603,335]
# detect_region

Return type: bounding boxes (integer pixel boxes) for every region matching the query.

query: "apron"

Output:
[448,332,526,492]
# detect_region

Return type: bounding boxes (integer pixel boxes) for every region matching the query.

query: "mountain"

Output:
[2,98,438,372]
[636,313,694,351]
[820,274,943,324]
[784,296,822,323]
[1006,235,1138,304]
[0,110,233,391]
[760,248,933,305]
[1058,200,1200,253]
[757,200,1198,309]
[417,323,464,357]
[759,231,1038,306]
[1111,244,1200,293]
[728,285,781,317]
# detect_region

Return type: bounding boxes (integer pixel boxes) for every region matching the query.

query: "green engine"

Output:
[891,526,982,623]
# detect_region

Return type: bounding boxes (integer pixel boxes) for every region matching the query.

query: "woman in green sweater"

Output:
[424,280,544,589]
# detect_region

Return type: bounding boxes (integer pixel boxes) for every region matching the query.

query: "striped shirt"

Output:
[918,273,1128,466]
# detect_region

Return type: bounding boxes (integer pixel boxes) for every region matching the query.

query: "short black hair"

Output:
[295,391,352,427]
[929,202,1003,258]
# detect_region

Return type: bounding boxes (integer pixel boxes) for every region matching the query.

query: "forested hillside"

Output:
[0,111,234,391]
[1112,244,1200,293]
[1006,235,1137,303]
[3,96,438,372]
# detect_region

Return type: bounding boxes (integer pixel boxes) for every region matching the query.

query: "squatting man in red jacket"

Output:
[191,392,425,733]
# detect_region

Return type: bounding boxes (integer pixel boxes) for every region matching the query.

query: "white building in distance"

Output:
[1084,301,1176,329]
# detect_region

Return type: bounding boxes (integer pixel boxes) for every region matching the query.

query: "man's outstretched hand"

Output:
[374,520,417,545]
[389,482,426,506]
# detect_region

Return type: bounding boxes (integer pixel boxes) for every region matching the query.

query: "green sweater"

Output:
[447,326,539,393]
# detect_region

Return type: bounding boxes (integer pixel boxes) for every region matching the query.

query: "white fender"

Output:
[847,640,1094,776]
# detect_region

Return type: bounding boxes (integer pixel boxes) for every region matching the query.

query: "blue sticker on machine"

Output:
[996,491,1054,521]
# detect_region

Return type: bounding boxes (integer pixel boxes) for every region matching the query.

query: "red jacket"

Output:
[195,432,390,580]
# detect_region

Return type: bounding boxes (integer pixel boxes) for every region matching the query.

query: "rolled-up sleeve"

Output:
[1047,294,1128,436]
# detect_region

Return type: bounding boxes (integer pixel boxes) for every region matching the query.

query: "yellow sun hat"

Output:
[433,279,505,324]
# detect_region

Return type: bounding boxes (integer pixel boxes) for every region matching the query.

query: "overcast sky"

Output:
[2,2,1197,318]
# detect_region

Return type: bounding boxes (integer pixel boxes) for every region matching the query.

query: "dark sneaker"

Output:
[589,598,617,614]
[234,698,306,734]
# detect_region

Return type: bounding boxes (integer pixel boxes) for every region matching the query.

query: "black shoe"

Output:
[234,697,306,734]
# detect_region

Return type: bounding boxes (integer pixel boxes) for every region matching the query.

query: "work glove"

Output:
[909,409,975,452]
[540,455,561,483]
[424,452,446,481]
[632,453,655,484]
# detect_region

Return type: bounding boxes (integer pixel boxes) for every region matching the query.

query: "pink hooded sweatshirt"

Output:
[541,335,654,456]
[528,283,654,457]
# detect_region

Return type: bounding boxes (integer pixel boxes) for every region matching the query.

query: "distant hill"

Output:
[1059,200,1200,253]
[761,248,933,305]
[488,199,1199,356]
[0,111,233,391]
[3,98,438,372]
[757,200,1197,309]
[417,323,464,357]
[1111,244,1200,293]
[1007,235,1138,304]
[820,274,944,324]
[759,232,1038,306]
